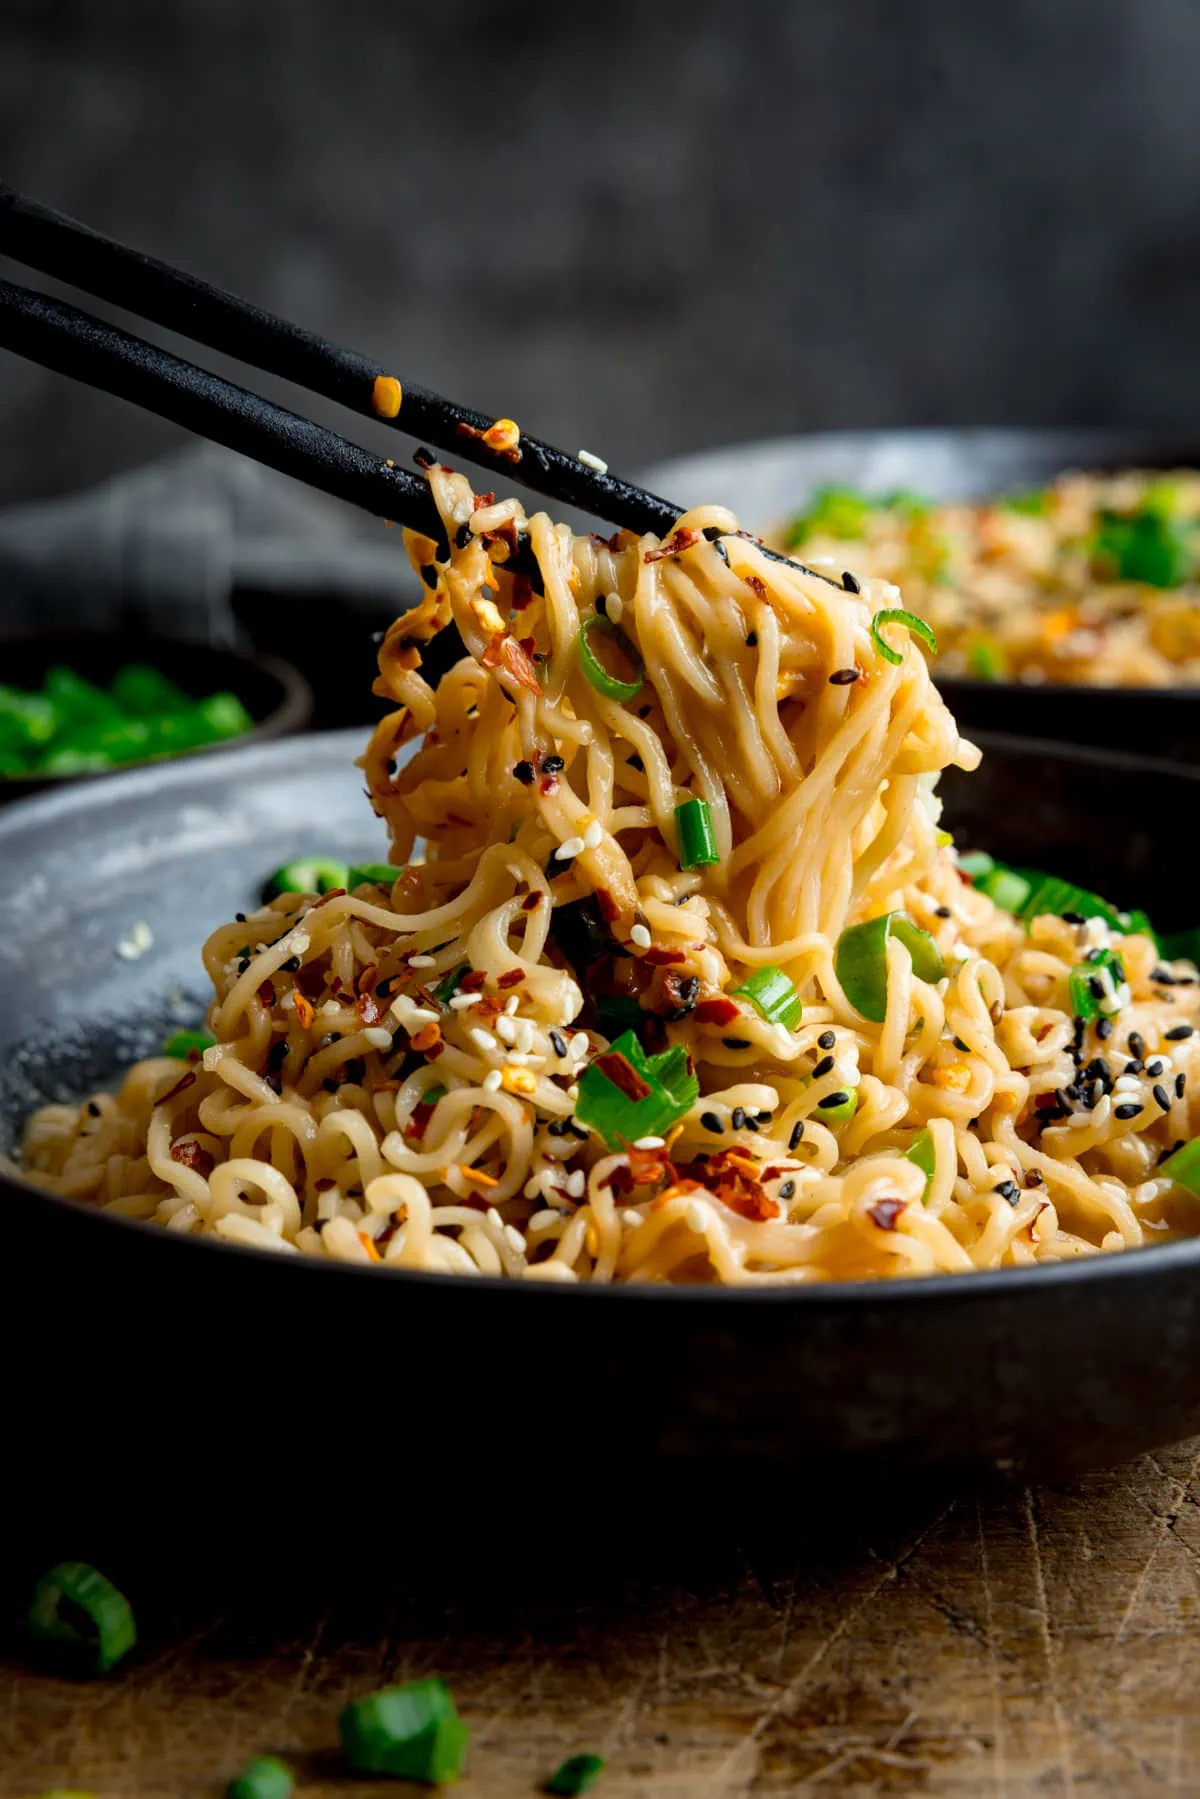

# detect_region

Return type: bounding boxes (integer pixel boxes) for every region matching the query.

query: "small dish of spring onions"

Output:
[0,663,252,779]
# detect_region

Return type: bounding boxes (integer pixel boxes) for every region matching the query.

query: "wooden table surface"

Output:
[6,1442,1200,1798]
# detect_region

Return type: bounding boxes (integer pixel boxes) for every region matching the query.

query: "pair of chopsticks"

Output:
[0,184,683,556]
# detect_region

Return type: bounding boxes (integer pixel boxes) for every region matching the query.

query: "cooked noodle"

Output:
[20,465,1200,1281]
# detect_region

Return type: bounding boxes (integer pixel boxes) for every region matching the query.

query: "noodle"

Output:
[19,464,1200,1282]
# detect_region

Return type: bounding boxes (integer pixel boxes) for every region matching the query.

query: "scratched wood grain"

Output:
[6,1446,1200,1797]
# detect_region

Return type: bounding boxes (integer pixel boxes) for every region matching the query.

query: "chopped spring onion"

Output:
[835,914,945,1023]
[965,635,1008,681]
[577,615,644,702]
[973,866,1032,914]
[880,488,930,520]
[1068,948,1127,1022]
[575,1030,699,1149]
[594,994,647,1041]
[433,963,469,1003]
[1002,487,1049,516]
[1016,872,1156,943]
[264,857,349,898]
[547,1753,606,1796]
[732,965,802,1031]
[1160,1137,1200,1196]
[1093,505,1193,588]
[870,609,938,667]
[340,1677,469,1784]
[29,1562,136,1674]
[905,1128,936,1198]
[956,850,994,880]
[348,863,398,889]
[674,796,719,870]
[785,486,871,546]
[163,1028,216,1060]
[227,1756,294,1799]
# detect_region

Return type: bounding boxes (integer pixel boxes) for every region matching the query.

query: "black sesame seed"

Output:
[842,571,861,594]
[788,1120,805,1151]
[1146,1059,1166,1078]
[1083,1057,1111,1084]
[513,760,535,785]
[1151,966,1177,985]
[819,1091,851,1110]
[1115,1102,1143,1120]
[542,755,565,775]
[420,561,438,588]
[935,905,952,919]
[263,1073,283,1096]
[731,1106,746,1130]
[1061,911,1086,926]
[1159,1139,1187,1164]
[595,593,609,617]
[744,1115,761,1132]
[829,667,860,685]
[1124,1059,1144,1076]
[817,1029,836,1050]
[454,522,473,549]
[1154,1083,1172,1111]
[549,1029,568,1059]
[811,1053,835,1080]
[745,631,758,648]
[1166,1024,1194,1041]
[1128,1031,1147,1059]
[1176,1072,1187,1098]
[86,1100,100,1117]
[700,1110,724,1134]
[626,753,645,773]
[547,1119,572,1136]
[1088,976,1105,1001]
[281,956,301,973]
[702,525,726,541]
[1096,1017,1113,1040]
[994,1180,1020,1204]
[779,1179,796,1201]
[568,1121,589,1139]
[235,912,246,923]
[722,1037,751,1050]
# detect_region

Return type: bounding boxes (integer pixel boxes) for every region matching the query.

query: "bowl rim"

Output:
[637,425,1200,702]
[0,629,312,790]
[4,723,1200,1309]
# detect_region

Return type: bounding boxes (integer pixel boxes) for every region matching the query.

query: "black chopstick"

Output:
[0,183,682,537]
[0,277,451,547]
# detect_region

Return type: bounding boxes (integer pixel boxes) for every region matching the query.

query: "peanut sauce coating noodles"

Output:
[20,464,1200,1281]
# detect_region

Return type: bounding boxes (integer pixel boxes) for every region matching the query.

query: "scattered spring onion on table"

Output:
[546,1752,606,1795]
[0,663,253,778]
[835,914,945,1023]
[28,1562,136,1674]
[227,1756,294,1799]
[339,1677,469,1785]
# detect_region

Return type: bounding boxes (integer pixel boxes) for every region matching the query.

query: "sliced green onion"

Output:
[163,1028,216,1060]
[227,1755,294,1799]
[577,615,644,702]
[905,1128,936,1199]
[973,866,1032,914]
[348,863,398,890]
[1016,872,1157,944]
[870,609,938,667]
[594,994,647,1041]
[1002,487,1049,516]
[340,1677,469,1784]
[935,829,954,848]
[880,488,930,521]
[575,1030,699,1149]
[675,796,719,870]
[835,914,945,1024]
[784,486,871,546]
[264,857,349,898]
[547,1753,606,1796]
[434,963,469,1003]
[732,965,802,1031]
[1160,1137,1200,1196]
[29,1562,136,1674]
[966,636,1008,681]
[1093,506,1193,587]
[955,850,994,880]
[1067,948,1127,1022]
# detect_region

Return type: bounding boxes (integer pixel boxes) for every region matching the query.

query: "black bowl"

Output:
[2,728,1200,1511]
[0,627,312,803]
[638,427,1200,760]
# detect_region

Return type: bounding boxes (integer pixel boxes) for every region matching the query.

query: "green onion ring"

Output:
[870,609,938,667]
[577,615,644,702]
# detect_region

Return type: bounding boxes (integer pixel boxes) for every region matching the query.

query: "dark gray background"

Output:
[2,0,1198,507]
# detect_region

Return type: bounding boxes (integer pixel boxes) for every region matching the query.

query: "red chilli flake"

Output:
[170,1139,213,1176]
[460,968,488,993]
[868,1199,907,1231]
[745,574,768,600]
[694,996,741,1027]
[595,888,621,923]
[522,892,544,912]
[593,1050,652,1103]
[258,981,276,1007]
[497,968,525,989]
[156,1069,196,1108]
[643,946,686,967]
[481,632,544,694]
[679,1149,778,1222]
[644,527,701,564]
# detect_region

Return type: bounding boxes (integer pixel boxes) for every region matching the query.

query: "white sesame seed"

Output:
[567,1083,580,1102]
[449,992,483,1009]
[469,1027,498,1053]
[483,1069,503,1092]
[362,1027,394,1050]
[496,1013,519,1044]
[606,593,623,623]
[505,1224,527,1254]
[116,920,154,961]
[622,1208,642,1228]
[1113,1076,1141,1095]
[577,448,608,473]
[505,1051,533,1066]
[582,821,603,851]
[408,954,436,968]
[320,1000,342,1016]
[529,1209,562,1230]
[556,836,586,860]
[807,554,838,568]
[505,994,521,1015]
[566,1168,586,1199]
[881,582,901,601]
[634,1135,665,1150]
[631,923,652,949]
[487,1206,502,1228]
[515,1017,535,1054]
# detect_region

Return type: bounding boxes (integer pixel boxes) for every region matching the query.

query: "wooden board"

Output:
[6,1441,1200,1797]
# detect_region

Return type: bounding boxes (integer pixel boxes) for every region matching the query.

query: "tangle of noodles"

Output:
[19,465,1200,1282]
